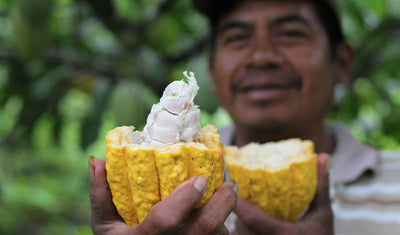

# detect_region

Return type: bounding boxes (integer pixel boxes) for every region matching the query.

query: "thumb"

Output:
[234,197,293,234]
[314,153,331,208]
[89,156,121,225]
[304,152,332,221]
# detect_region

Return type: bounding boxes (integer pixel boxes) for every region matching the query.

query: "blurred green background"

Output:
[0,0,400,234]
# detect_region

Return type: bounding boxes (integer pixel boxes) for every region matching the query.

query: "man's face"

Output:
[209,1,344,133]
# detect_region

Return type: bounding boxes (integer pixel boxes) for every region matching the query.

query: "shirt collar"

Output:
[219,123,235,146]
[219,122,380,185]
[325,122,379,185]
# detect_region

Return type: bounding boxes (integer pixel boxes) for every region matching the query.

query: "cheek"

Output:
[213,50,247,98]
[282,45,336,114]
[215,49,245,78]
[285,44,333,90]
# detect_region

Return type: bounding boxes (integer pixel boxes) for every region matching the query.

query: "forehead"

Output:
[218,1,321,29]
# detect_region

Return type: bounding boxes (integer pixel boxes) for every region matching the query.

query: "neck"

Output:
[233,121,335,154]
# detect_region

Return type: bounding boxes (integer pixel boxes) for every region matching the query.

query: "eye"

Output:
[276,30,306,38]
[273,28,309,46]
[222,32,251,47]
[226,33,249,43]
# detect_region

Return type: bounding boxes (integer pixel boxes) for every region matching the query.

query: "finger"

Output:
[302,153,333,233]
[213,225,230,235]
[234,197,293,234]
[234,217,257,235]
[309,153,331,210]
[138,175,208,233]
[182,180,238,234]
[89,156,122,226]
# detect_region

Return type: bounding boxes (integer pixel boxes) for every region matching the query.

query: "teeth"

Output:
[139,71,201,145]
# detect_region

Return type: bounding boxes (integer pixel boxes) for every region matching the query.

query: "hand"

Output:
[89,156,237,235]
[232,153,332,235]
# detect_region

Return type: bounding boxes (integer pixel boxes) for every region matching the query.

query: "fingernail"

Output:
[321,153,331,172]
[319,153,331,172]
[230,180,238,194]
[89,155,95,178]
[193,176,207,193]
[326,157,331,172]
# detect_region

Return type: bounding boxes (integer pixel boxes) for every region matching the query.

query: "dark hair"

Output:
[207,0,344,56]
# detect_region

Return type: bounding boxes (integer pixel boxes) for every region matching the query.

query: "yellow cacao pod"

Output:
[224,139,317,221]
[105,124,224,226]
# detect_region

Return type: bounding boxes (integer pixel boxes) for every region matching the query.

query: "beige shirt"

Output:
[220,122,400,234]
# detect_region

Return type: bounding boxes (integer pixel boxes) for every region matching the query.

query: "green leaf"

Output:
[109,79,158,128]
[80,78,111,149]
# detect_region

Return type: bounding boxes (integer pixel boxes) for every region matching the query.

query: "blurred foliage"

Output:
[331,0,400,149]
[0,0,400,234]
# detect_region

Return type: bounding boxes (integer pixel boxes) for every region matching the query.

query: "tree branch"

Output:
[0,50,118,83]
[151,0,178,22]
[83,0,133,34]
[163,36,208,65]
[0,50,167,96]
[351,18,400,84]
[82,0,180,52]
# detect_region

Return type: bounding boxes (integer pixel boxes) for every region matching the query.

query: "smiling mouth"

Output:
[233,82,301,102]
[229,68,303,100]
[233,80,302,97]
[240,84,297,92]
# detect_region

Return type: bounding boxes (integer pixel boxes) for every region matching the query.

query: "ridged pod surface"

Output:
[224,139,317,221]
[105,124,224,226]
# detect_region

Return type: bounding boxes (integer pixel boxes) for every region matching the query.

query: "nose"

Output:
[247,32,284,68]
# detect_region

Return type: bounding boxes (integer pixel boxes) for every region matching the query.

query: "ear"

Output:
[208,53,217,94]
[335,42,354,85]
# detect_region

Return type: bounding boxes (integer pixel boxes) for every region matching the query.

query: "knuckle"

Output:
[180,191,198,205]
[91,223,113,235]
[150,211,180,232]
[198,216,220,233]
[89,189,97,204]
[219,187,237,207]
[89,192,101,216]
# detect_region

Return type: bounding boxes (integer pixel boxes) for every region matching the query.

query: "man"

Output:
[89,0,399,234]
[193,0,400,234]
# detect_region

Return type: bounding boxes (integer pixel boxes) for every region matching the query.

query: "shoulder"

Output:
[331,143,400,234]
[326,122,380,185]
[380,150,400,166]
[373,150,400,186]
